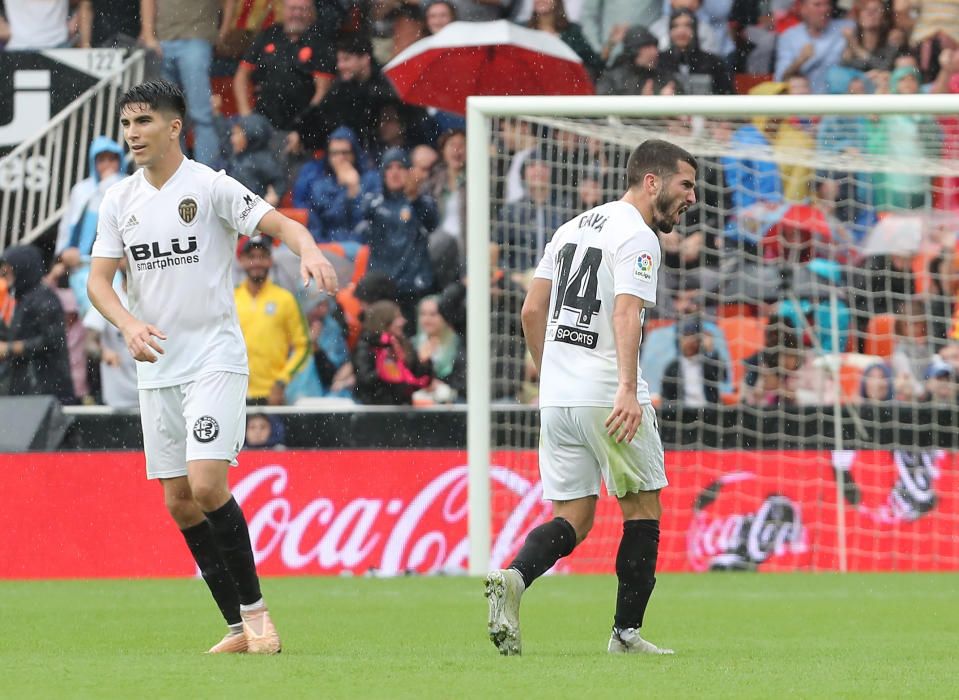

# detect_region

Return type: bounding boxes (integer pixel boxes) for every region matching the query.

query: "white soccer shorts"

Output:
[139,371,248,479]
[538,404,667,501]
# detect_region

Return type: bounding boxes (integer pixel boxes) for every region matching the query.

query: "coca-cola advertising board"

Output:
[0,450,955,579]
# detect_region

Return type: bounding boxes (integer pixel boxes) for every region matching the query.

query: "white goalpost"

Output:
[466,94,959,576]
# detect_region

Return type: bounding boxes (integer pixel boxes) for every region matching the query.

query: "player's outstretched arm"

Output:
[521,278,552,374]
[87,256,166,363]
[256,209,338,294]
[606,293,644,444]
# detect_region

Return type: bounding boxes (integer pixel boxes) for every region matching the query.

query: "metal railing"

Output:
[0,50,146,252]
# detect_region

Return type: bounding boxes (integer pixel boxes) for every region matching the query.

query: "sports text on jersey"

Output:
[130,236,200,272]
[546,323,599,349]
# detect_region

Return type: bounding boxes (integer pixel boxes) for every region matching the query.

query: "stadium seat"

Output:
[863,314,896,359]
[839,361,865,403]
[278,207,309,227]
[735,73,773,95]
[717,315,767,392]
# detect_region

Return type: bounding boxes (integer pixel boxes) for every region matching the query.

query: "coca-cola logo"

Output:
[687,472,808,572]
[231,463,550,575]
[839,450,943,525]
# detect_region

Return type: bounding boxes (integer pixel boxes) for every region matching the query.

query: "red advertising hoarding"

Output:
[0,450,955,579]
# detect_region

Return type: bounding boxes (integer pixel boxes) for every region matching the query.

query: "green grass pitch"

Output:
[2,573,956,699]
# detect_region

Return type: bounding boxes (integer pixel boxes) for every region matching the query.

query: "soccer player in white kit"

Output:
[87,81,339,655]
[486,140,697,656]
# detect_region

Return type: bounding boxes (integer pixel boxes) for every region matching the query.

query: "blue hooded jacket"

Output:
[293,126,381,243]
[57,136,125,257]
[355,147,438,297]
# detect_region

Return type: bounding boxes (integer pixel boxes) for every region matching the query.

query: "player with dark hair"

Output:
[485,139,697,656]
[87,80,338,655]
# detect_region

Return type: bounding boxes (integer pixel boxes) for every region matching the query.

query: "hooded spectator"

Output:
[597,25,679,95]
[293,125,381,242]
[55,136,125,318]
[356,148,438,319]
[245,412,287,449]
[859,361,895,402]
[226,113,287,207]
[0,246,75,403]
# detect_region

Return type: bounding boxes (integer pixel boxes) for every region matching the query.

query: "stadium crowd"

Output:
[2,0,959,425]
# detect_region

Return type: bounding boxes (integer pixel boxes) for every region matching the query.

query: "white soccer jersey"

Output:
[92,158,273,389]
[535,200,660,407]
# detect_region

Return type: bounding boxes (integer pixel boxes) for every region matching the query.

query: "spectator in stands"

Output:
[409,144,439,196]
[225,113,286,207]
[424,0,456,34]
[293,125,380,242]
[353,300,432,404]
[841,0,897,71]
[741,314,800,406]
[83,260,138,409]
[661,316,726,406]
[234,236,311,405]
[927,244,957,347]
[657,8,733,94]
[936,339,959,374]
[413,294,465,401]
[858,361,895,402]
[245,412,286,448]
[580,0,662,64]
[1,0,70,49]
[494,151,566,271]
[445,0,510,21]
[924,361,957,403]
[911,0,959,80]
[526,0,603,77]
[294,34,395,153]
[659,205,719,272]
[139,0,230,166]
[649,0,720,56]
[774,75,817,203]
[427,129,467,261]
[388,3,427,58]
[852,249,917,347]
[596,25,679,95]
[54,136,125,320]
[77,0,140,48]
[0,246,74,403]
[233,0,336,134]
[569,161,606,218]
[356,148,438,322]
[867,66,942,210]
[891,298,933,400]
[54,287,89,403]
[816,66,874,236]
[775,0,854,93]
[721,84,786,239]
[305,292,354,397]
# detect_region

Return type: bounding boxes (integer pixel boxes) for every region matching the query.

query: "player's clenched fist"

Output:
[300,246,338,294]
[120,319,167,363]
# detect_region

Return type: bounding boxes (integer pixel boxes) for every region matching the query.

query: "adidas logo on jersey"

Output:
[125,214,139,228]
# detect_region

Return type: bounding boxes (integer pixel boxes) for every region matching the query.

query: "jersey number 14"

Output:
[551,243,602,327]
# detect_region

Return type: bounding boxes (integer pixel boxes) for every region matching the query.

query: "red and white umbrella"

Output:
[383,20,594,115]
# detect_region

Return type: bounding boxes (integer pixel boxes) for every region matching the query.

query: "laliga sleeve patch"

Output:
[633,251,654,282]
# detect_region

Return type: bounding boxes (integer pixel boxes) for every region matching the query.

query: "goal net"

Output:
[466,95,959,575]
